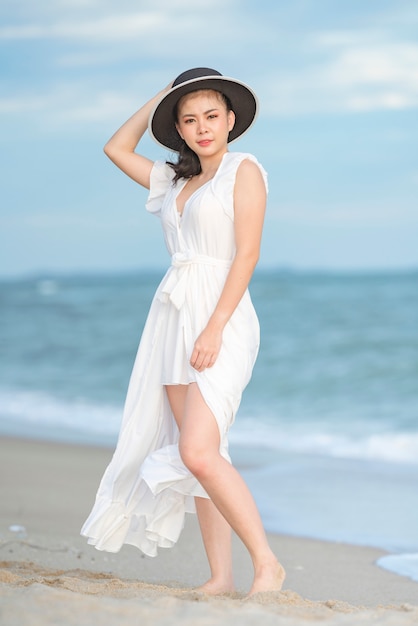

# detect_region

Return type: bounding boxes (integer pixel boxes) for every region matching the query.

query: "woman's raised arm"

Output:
[104,84,172,189]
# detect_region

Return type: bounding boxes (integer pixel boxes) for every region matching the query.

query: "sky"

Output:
[1,0,417,277]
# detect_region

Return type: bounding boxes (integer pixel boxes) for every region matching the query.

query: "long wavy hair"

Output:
[167,90,233,183]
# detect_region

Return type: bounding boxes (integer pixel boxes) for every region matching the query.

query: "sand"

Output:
[1,436,417,625]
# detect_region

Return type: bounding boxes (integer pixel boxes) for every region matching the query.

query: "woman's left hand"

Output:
[190,325,223,372]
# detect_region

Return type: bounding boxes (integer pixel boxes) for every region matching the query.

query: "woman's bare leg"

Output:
[194,496,234,593]
[165,385,234,593]
[179,383,285,596]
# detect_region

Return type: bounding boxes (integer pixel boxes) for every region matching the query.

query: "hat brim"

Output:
[148,75,258,152]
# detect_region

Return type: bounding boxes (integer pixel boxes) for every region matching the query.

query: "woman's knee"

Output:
[179,441,214,479]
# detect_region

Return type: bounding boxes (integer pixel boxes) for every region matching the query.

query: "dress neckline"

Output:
[175,151,229,218]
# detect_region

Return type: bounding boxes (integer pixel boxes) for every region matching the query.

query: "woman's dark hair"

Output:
[167,90,233,183]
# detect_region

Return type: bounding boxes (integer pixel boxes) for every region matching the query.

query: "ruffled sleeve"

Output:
[211,153,268,221]
[145,161,175,216]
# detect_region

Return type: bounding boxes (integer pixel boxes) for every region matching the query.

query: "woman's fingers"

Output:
[190,326,222,371]
[190,349,217,371]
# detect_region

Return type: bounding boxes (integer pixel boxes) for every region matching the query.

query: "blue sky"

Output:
[1,0,417,276]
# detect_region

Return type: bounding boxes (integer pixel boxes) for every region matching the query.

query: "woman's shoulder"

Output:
[211,153,268,220]
[219,152,268,191]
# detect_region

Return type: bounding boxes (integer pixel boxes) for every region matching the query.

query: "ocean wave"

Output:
[229,417,418,466]
[0,388,121,444]
[1,387,417,466]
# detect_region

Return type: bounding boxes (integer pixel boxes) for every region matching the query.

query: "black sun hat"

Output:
[148,67,259,152]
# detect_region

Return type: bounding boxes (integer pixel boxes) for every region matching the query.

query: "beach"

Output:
[1,437,417,625]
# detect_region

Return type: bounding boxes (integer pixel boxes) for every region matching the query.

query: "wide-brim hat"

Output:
[148,67,259,152]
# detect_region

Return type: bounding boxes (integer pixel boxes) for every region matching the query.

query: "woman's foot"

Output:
[247,559,286,597]
[194,577,235,595]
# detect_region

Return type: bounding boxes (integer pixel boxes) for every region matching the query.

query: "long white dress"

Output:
[81,151,267,557]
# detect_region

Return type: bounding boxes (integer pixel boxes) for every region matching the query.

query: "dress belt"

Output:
[159,252,232,310]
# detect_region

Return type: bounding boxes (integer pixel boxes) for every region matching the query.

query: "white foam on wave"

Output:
[0,388,121,444]
[229,417,418,466]
[377,553,418,583]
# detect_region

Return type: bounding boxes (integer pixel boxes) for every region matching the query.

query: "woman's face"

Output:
[175,90,235,158]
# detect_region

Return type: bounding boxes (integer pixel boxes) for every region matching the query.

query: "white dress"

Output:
[81,151,267,557]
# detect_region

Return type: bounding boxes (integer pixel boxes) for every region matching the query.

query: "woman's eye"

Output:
[208,114,218,119]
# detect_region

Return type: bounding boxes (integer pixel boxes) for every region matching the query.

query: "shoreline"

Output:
[1,435,418,624]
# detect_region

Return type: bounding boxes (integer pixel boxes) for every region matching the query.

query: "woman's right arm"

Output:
[103,84,172,190]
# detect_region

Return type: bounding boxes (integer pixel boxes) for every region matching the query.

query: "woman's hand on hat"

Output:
[152,81,173,103]
[160,80,174,95]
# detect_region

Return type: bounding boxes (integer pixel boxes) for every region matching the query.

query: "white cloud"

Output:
[0,94,48,114]
[55,90,138,124]
[262,36,418,116]
[0,12,165,41]
[325,43,418,87]
[0,85,140,129]
[0,0,232,42]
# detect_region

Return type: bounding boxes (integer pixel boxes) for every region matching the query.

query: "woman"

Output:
[81,67,285,596]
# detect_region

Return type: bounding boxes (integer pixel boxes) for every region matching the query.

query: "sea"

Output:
[1,269,417,583]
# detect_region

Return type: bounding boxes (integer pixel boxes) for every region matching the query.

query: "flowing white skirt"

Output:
[81,254,259,556]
